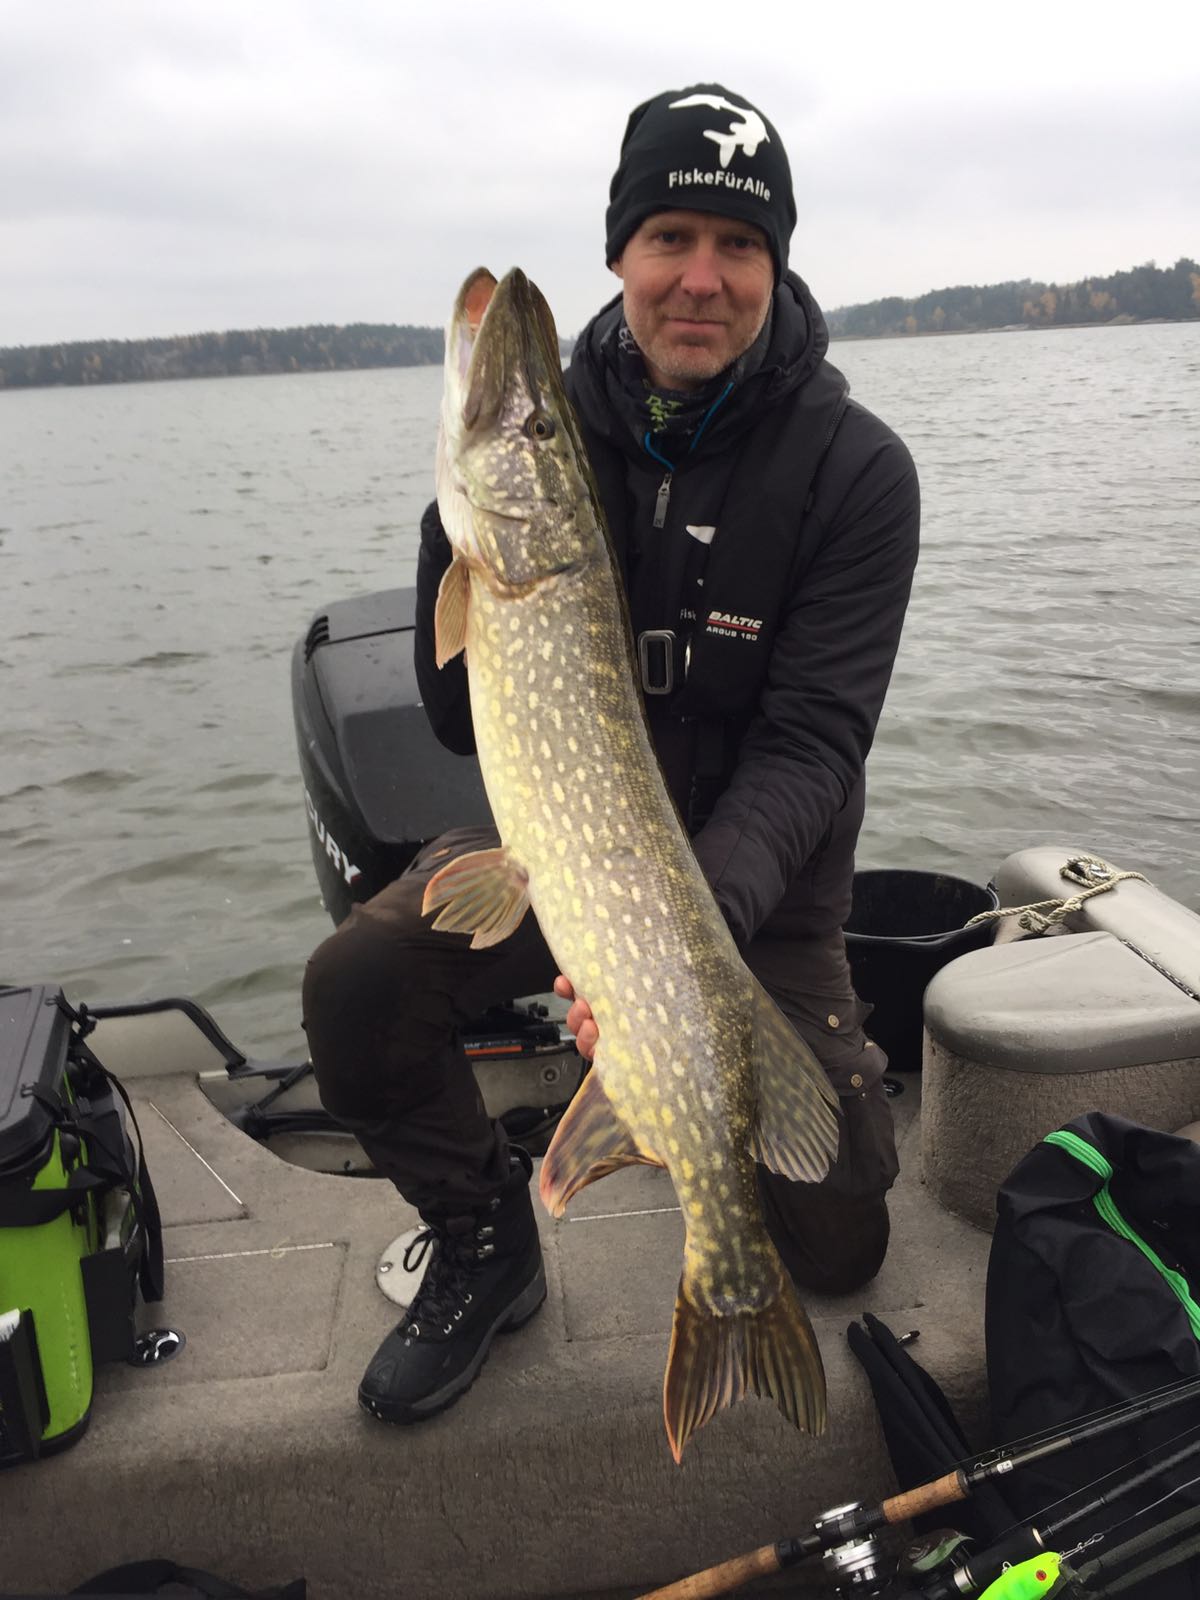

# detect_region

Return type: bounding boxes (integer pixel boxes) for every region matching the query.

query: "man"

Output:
[302,83,919,1426]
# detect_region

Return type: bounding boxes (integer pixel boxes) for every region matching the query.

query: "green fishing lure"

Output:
[978,1553,1062,1598]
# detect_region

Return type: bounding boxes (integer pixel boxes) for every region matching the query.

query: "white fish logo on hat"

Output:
[668,92,769,169]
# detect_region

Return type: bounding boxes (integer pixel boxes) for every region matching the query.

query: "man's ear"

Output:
[609,256,624,281]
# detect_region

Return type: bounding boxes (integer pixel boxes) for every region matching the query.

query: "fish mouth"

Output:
[460,268,563,433]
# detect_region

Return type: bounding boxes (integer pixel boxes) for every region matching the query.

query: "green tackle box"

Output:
[0,984,160,1468]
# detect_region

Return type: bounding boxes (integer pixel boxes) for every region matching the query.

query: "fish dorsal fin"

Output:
[421,845,529,949]
[539,1063,664,1218]
[434,557,471,667]
[747,979,840,1183]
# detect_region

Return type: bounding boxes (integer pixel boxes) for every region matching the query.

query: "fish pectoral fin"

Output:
[539,1064,663,1218]
[747,979,841,1184]
[434,556,471,667]
[421,845,530,949]
[663,1270,827,1464]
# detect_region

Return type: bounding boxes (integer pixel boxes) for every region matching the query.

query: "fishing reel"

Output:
[815,1502,890,1597]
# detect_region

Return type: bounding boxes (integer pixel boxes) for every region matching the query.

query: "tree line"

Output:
[826,258,1200,340]
[3,258,1198,389]
[0,322,443,390]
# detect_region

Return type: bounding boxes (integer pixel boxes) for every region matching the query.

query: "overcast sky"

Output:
[2,0,1197,348]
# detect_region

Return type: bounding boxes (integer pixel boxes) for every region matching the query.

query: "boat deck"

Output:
[3,1072,993,1599]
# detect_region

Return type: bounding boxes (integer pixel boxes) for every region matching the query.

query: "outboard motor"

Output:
[292,586,491,925]
[291,586,582,1154]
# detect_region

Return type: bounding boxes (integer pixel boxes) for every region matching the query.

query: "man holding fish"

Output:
[303,83,919,1451]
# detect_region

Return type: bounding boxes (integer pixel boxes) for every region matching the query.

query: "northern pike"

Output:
[426,266,840,1461]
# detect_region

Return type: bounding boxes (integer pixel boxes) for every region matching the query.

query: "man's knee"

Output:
[758,1168,892,1295]
[756,1083,899,1295]
[302,906,431,1122]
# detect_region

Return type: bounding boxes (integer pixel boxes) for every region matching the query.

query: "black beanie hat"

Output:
[605,84,796,281]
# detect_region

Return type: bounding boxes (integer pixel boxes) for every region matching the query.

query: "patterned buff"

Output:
[612,308,774,452]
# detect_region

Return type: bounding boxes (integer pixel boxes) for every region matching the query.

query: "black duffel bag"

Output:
[986,1111,1200,1598]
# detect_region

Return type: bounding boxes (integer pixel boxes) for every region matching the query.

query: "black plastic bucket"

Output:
[845,870,998,1072]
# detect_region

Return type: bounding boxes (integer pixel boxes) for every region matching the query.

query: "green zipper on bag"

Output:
[1044,1129,1200,1339]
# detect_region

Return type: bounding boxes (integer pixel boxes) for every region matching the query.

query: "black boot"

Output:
[358,1149,546,1423]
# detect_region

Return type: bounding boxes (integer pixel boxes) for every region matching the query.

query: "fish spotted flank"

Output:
[426,266,839,1461]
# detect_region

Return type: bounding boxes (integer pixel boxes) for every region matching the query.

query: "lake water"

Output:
[2,322,1198,1057]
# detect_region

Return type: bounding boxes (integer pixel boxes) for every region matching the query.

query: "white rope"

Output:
[965,853,1149,935]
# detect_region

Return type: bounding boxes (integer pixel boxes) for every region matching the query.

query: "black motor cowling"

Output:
[291,586,491,926]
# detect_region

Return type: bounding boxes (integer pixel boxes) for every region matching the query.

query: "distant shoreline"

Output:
[2,257,1196,394]
[830,315,1188,343]
[1,315,1192,393]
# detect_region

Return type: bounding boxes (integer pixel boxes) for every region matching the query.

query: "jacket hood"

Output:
[567,270,837,463]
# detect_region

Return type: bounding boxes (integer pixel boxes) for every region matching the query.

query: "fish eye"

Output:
[524,410,556,441]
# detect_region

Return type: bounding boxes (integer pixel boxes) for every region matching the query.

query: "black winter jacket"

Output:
[415,272,919,947]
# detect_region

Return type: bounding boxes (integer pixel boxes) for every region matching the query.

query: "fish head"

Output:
[438,266,599,591]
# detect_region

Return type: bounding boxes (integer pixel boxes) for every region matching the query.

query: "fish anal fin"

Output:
[539,1065,662,1219]
[421,845,529,949]
[434,557,471,667]
[748,979,840,1184]
[663,1269,827,1464]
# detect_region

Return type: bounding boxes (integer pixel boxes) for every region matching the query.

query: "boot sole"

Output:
[357,1261,547,1426]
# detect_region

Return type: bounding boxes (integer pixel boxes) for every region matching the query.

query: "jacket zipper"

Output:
[653,472,673,529]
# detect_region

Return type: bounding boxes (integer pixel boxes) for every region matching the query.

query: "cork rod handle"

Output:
[882,1470,970,1525]
[636,1543,782,1599]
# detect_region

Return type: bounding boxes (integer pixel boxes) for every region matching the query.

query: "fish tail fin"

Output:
[663,1270,827,1464]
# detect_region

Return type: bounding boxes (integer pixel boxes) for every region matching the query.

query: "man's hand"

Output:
[554,975,598,1060]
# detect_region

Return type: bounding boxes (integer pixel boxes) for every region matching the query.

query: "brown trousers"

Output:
[302,827,899,1295]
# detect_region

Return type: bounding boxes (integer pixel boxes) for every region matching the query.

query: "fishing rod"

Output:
[636,1373,1200,1600]
[1065,1492,1200,1596]
[913,1433,1200,1598]
[964,1477,1200,1599]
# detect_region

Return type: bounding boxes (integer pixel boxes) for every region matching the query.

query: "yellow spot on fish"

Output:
[554,838,567,857]
[552,782,564,804]
[660,1105,674,1129]
[681,1158,695,1181]
[567,735,579,754]
[505,712,518,727]
[502,676,514,696]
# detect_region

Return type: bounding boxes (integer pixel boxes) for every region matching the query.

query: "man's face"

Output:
[611,209,775,392]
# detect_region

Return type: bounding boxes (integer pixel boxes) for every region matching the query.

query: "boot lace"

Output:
[400,1216,496,1337]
